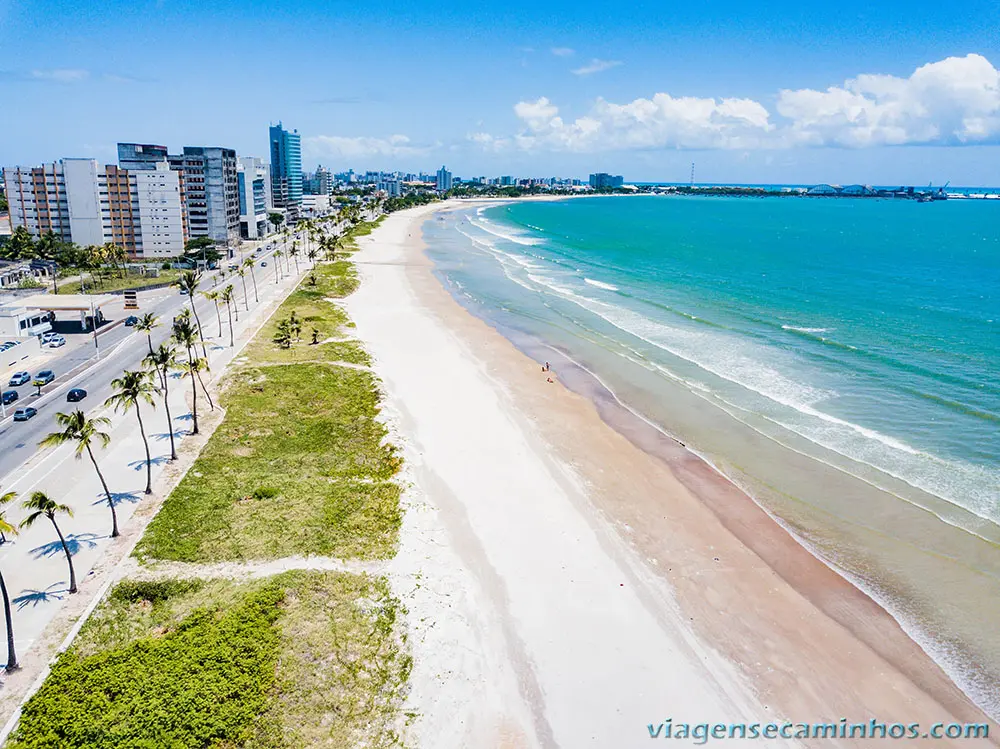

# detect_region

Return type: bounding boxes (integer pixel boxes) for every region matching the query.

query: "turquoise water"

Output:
[422,195,1000,712]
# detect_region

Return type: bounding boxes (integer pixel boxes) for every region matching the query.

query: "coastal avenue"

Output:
[0,229,306,483]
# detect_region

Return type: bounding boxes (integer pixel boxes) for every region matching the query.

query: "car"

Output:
[33,370,55,386]
[1,390,17,406]
[12,407,37,422]
[261,261,268,267]
[8,372,30,386]
[124,315,139,326]
[66,388,87,402]
[179,288,189,295]
[40,332,59,343]
[48,336,66,348]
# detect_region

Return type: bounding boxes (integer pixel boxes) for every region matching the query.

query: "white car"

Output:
[48,336,66,348]
[40,332,59,343]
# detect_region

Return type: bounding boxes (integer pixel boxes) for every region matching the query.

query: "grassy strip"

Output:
[59,269,184,295]
[243,261,369,367]
[135,260,400,563]
[339,215,386,251]
[9,572,410,748]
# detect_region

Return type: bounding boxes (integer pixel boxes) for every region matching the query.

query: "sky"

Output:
[2,0,1000,185]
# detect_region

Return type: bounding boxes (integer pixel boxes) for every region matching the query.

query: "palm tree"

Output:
[21,492,77,594]
[307,247,318,269]
[135,313,160,356]
[172,317,202,435]
[290,241,300,273]
[243,257,259,303]
[0,487,15,546]
[144,344,181,461]
[105,370,158,495]
[175,270,208,358]
[203,290,223,337]
[235,267,250,312]
[0,493,19,672]
[272,249,283,283]
[220,285,236,344]
[39,411,119,537]
[181,356,215,412]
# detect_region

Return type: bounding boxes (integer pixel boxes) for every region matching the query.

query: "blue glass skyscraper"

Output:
[269,122,302,221]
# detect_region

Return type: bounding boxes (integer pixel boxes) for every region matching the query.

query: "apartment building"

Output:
[3,157,185,258]
[237,156,273,239]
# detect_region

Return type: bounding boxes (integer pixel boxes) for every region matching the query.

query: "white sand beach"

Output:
[346,203,997,748]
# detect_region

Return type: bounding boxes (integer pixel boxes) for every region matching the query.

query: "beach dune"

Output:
[346,203,996,748]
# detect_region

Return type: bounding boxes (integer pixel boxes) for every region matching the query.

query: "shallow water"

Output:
[422,196,1000,717]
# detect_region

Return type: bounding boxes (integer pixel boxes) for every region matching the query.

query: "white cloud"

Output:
[776,53,1000,147]
[551,47,575,57]
[304,134,432,160]
[470,54,1000,153]
[30,68,89,83]
[505,94,773,151]
[467,132,510,152]
[571,58,622,76]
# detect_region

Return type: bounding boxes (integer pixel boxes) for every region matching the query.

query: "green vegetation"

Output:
[136,259,398,563]
[59,268,183,294]
[384,191,438,213]
[10,579,283,748]
[10,571,410,749]
[338,216,386,253]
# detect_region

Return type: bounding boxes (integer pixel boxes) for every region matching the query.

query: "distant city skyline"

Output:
[2,0,999,184]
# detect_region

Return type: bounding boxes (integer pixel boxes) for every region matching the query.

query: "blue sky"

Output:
[2,0,999,184]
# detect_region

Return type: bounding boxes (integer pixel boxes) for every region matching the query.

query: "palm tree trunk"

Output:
[195,368,215,411]
[215,303,223,337]
[136,408,152,494]
[227,302,235,347]
[189,299,208,359]
[241,277,249,311]
[86,445,118,537]
[162,372,177,460]
[52,520,77,594]
[250,269,259,303]
[189,364,199,435]
[146,334,154,356]
[1,570,18,672]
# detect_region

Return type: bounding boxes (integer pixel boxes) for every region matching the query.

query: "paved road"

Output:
[0,230,303,484]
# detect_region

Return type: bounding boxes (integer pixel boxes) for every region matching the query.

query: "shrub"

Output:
[10,585,285,749]
[109,579,204,605]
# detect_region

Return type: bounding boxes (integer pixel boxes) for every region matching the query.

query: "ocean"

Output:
[421,195,1000,716]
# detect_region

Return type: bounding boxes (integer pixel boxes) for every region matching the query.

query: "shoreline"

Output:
[347,202,996,747]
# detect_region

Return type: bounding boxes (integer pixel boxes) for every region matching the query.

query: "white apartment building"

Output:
[62,159,106,246]
[4,158,186,259]
[3,162,72,239]
[134,160,184,257]
[237,156,273,239]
